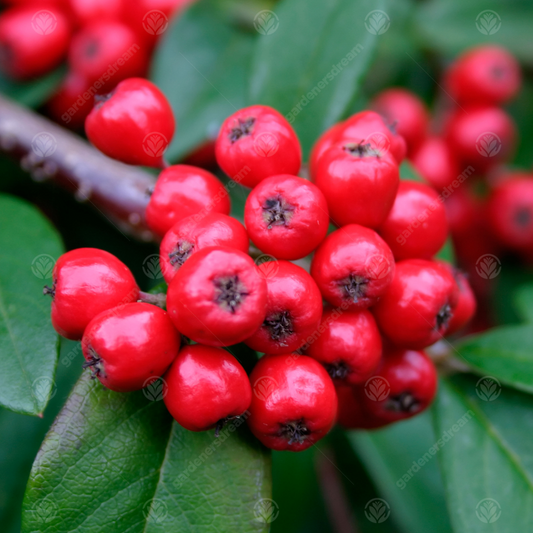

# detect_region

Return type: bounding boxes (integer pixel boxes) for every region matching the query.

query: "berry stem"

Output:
[138,291,167,309]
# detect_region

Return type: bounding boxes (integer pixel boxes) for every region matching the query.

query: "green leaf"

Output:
[22,373,271,532]
[415,0,533,64]
[455,324,533,394]
[433,375,533,532]
[248,0,386,156]
[151,0,253,163]
[0,194,64,415]
[348,412,452,533]
[514,285,533,323]
[0,67,64,108]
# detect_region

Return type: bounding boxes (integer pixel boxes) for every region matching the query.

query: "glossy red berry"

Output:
[379,180,449,260]
[362,349,437,423]
[487,174,533,251]
[163,344,252,433]
[441,266,476,335]
[146,164,230,238]
[68,21,148,87]
[244,174,329,260]
[371,88,429,156]
[309,122,345,181]
[68,0,124,26]
[247,354,337,451]
[167,247,267,346]
[445,107,516,171]
[335,385,390,430]
[85,77,175,167]
[311,224,395,309]
[82,302,180,392]
[44,248,139,340]
[0,5,71,80]
[160,213,248,283]
[315,140,399,228]
[215,105,302,188]
[336,110,407,164]
[410,136,460,192]
[372,259,459,349]
[445,45,521,106]
[304,307,382,385]
[244,261,322,355]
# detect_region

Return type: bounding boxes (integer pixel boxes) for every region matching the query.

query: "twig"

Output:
[0,95,157,241]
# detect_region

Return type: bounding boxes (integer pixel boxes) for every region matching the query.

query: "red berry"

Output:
[487,174,533,251]
[442,266,476,335]
[82,302,180,392]
[311,224,395,309]
[309,122,345,181]
[68,21,148,87]
[371,88,429,156]
[247,354,337,451]
[445,107,516,171]
[372,259,459,349]
[85,77,175,167]
[167,247,267,346]
[215,105,302,188]
[47,71,95,130]
[44,248,139,340]
[304,307,382,385]
[315,140,399,228]
[146,164,230,238]
[68,0,124,26]
[244,261,322,355]
[159,212,249,283]
[362,349,437,422]
[445,45,521,107]
[335,385,390,430]
[0,5,71,80]
[379,180,449,260]
[337,110,407,164]
[163,344,252,433]
[244,174,329,260]
[410,136,460,192]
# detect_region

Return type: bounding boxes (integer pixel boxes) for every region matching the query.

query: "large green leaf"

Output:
[22,372,271,533]
[248,0,386,156]
[348,412,452,533]
[433,375,533,532]
[415,0,533,63]
[455,324,533,394]
[151,0,253,163]
[0,194,64,415]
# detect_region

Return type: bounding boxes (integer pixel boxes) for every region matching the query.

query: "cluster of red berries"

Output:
[41,57,485,450]
[0,0,195,129]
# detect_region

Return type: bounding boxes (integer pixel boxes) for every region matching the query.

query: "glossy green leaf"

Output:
[433,375,533,532]
[249,0,386,156]
[455,324,533,394]
[348,412,452,533]
[415,0,533,64]
[22,373,271,533]
[151,0,253,162]
[0,194,64,415]
[0,67,64,108]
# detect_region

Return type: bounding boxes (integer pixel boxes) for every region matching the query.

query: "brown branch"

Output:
[0,94,157,241]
